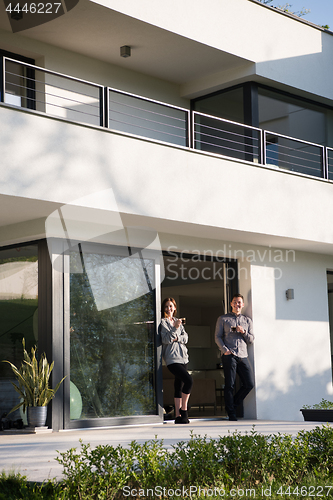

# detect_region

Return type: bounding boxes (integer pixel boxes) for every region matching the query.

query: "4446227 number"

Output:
[276,486,333,496]
[6,3,62,14]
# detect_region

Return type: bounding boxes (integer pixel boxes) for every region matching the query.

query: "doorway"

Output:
[327,271,333,382]
[161,251,238,418]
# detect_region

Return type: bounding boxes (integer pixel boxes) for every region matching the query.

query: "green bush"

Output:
[1,425,333,499]
[0,471,62,500]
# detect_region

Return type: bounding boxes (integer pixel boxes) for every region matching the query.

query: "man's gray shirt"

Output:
[215,313,254,358]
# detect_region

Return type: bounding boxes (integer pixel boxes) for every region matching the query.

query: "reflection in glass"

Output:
[193,87,244,123]
[70,250,156,420]
[0,245,38,419]
[258,87,330,146]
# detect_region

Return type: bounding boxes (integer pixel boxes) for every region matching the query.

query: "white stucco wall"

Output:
[159,233,333,421]
[2,0,333,103]
[1,106,333,251]
[0,106,332,420]
[250,252,333,420]
[0,28,189,108]
[92,0,333,102]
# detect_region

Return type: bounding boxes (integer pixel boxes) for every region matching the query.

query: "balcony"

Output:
[2,57,333,182]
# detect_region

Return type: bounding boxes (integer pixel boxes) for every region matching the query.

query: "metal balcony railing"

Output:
[2,57,333,182]
[264,131,325,179]
[3,57,103,127]
[193,111,262,164]
[327,148,333,181]
[107,88,190,147]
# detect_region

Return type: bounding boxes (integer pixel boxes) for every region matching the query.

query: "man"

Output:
[215,294,254,421]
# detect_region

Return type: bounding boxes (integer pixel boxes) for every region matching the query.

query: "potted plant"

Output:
[300,398,333,422]
[3,339,65,428]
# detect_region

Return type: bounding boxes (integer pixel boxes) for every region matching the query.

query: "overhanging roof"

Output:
[0,0,251,85]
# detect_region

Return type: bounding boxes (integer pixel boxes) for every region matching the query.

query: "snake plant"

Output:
[3,339,65,413]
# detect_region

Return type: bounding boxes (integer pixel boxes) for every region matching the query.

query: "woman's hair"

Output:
[161,297,177,317]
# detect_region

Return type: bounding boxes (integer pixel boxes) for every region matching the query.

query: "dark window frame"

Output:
[192,81,333,119]
[59,239,163,430]
[0,48,36,109]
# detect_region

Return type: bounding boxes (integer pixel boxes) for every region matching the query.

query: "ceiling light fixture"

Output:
[120,46,131,58]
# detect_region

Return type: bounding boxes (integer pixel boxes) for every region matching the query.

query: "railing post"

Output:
[186,109,191,148]
[104,87,109,128]
[99,87,104,127]
[191,111,196,150]
[262,130,266,165]
[1,57,5,103]
[323,146,328,179]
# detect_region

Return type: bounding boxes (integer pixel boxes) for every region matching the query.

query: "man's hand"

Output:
[236,326,245,334]
[224,349,232,355]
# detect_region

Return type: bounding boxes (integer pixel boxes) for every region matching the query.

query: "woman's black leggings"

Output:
[167,363,193,398]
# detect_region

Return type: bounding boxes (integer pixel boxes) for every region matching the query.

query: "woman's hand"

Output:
[174,319,182,329]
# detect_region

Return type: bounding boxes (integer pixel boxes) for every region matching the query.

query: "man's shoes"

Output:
[228,415,238,421]
[175,416,183,424]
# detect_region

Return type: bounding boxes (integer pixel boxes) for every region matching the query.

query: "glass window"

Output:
[0,245,38,420]
[192,88,259,161]
[69,248,156,420]
[258,87,333,147]
[193,87,244,123]
[109,90,188,147]
[3,58,36,110]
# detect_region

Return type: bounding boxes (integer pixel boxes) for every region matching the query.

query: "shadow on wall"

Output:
[273,265,329,322]
[257,363,332,421]
[248,256,331,322]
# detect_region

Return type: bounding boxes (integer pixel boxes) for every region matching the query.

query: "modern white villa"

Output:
[0,0,333,430]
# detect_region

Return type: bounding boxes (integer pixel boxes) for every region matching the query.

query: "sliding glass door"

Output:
[0,244,38,423]
[67,244,157,425]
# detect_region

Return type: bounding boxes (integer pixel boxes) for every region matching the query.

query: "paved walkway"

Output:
[0,418,330,483]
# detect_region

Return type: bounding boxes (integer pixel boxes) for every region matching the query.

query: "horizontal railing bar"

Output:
[265,153,322,170]
[194,124,260,145]
[4,57,104,89]
[109,108,187,131]
[266,142,322,159]
[109,117,188,141]
[266,147,322,164]
[266,153,321,167]
[265,129,325,149]
[109,86,189,113]
[194,132,260,152]
[5,90,101,119]
[5,69,100,101]
[194,139,260,158]
[5,81,100,111]
[108,98,187,124]
[193,110,262,132]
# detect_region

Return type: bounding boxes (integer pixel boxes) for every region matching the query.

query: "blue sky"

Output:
[276,0,333,29]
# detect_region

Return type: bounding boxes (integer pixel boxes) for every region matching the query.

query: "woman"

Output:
[160,297,193,424]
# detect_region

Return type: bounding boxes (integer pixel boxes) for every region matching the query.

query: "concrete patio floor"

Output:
[0,418,331,483]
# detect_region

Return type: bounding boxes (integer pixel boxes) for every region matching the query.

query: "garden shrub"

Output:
[1,425,333,499]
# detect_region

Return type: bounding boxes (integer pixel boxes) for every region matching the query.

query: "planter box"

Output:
[300,409,333,422]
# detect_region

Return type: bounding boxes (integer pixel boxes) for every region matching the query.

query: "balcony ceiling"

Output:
[0,0,250,85]
[1,193,333,256]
